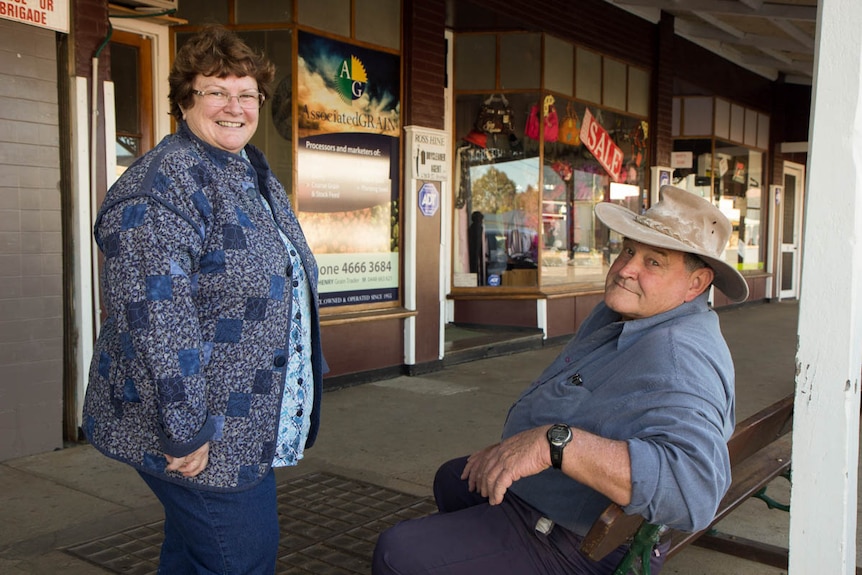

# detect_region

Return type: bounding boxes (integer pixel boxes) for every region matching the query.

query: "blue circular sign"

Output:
[418,183,439,217]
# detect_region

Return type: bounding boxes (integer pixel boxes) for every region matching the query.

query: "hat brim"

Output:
[595,202,750,302]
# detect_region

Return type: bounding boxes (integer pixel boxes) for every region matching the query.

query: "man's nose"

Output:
[616,258,639,277]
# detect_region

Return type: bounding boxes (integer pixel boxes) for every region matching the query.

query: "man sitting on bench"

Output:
[372,186,750,575]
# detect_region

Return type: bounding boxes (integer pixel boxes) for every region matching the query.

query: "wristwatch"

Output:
[546,424,573,469]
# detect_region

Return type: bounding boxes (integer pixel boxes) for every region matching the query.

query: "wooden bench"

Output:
[580,393,795,573]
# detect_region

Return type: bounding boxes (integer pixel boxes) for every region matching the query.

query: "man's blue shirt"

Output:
[502,293,735,533]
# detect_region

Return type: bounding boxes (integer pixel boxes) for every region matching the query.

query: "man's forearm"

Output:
[560,428,632,506]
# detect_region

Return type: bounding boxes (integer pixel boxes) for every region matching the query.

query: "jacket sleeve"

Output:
[96,185,214,458]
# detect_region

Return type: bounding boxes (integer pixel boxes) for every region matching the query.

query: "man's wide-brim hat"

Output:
[595,185,749,302]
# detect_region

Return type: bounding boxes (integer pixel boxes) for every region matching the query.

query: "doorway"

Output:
[776,161,805,300]
[110,29,155,181]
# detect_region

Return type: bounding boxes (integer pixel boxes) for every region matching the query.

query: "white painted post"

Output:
[788,1,862,572]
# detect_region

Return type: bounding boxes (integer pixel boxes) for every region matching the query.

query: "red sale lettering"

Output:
[579,108,625,183]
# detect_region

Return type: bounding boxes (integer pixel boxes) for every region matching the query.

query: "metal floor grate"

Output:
[65,472,436,574]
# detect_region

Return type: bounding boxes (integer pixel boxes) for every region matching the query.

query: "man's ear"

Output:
[685,266,715,301]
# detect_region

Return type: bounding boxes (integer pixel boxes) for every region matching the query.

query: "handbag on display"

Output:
[525,96,559,142]
[475,94,514,135]
[558,102,580,146]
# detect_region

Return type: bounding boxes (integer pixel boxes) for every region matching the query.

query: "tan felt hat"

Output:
[595,185,749,302]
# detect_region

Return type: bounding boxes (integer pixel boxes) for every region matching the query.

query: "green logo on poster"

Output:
[335,55,368,104]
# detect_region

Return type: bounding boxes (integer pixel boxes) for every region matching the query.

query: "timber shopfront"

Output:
[445,7,771,340]
[167,0,418,384]
[449,30,655,339]
[670,96,772,306]
[167,0,774,382]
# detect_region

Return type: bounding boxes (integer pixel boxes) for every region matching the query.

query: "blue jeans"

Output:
[138,469,279,575]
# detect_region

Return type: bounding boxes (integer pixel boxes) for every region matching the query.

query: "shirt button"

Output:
[296,408,303,417]
[274,355,286,368]
[295,344,303,353]
[297,378,303,385]
[292,280,299,287]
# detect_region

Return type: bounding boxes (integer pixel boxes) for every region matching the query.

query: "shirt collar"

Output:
[617,292,712,344]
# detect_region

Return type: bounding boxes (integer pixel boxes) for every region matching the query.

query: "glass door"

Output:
[778,161,805,300]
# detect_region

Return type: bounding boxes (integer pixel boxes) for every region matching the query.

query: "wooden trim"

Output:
[320,308,415,327]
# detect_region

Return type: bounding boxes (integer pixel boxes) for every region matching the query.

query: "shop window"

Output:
[175,5,402,311]
[671,96,769,275]
[294,31,402,308]
[297,0,351,37]
[714,98,730,139]
[242,30,294,188]
[175,0,229,24]
[453,93,540,288]
[542,100,647,287]
[453,32,651,292]
[451,94,649,290]
[730,103,745,142]
[544,35,574,97]
[455,34,496,91]
[682,96,713,136]
[356,0,401,50]
[575,47,601,104]
[235,0,293,24]
[627,67,649,117]
[671,139,765,273]
[500,33,541,90]
[602,58,626,111]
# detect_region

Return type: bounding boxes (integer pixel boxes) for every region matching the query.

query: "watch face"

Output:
[548,425,571,445]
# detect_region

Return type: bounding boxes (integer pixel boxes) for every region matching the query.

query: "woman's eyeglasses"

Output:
[192,89,265,109]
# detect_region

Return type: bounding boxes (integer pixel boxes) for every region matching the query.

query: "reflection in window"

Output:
[541,99,647,288]
[453,92,648,289]
[671,139,765,272]
[454,93,539,288]
[116,136,140,170]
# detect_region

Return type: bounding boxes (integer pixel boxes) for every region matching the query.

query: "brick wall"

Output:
[0,19,64,460]
[73,0,110,79]
[459,0,655,68]
[403,0,447,130]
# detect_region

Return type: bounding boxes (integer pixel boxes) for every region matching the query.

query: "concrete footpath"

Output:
[1,299,842,575]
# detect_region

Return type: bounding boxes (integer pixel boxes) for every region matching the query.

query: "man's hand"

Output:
[461,426,551,505]
[165,442,210,478]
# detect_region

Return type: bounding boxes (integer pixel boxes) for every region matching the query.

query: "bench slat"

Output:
[727,394,793,466]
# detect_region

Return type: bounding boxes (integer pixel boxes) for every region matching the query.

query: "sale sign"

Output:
[579,108,624,182]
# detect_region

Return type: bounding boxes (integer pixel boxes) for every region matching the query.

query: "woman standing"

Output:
[83,26,325,574]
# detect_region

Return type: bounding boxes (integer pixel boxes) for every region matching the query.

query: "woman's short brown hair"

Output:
[168,26,276,121]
